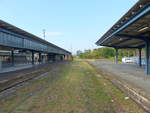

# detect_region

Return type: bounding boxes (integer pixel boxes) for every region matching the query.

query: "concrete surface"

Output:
[0,64,33,74]
[90,60,150,97]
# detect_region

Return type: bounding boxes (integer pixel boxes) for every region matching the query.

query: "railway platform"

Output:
[90,59,150,111]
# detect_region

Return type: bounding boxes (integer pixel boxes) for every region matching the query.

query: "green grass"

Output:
[0,61,146,113]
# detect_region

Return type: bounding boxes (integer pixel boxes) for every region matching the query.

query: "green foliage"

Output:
[77,47,115,59]
[118,49,136,57]
[77,47,136,59]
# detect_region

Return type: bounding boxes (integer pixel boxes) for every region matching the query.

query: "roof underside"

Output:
[96,0,150,49]
[0,20,71,54]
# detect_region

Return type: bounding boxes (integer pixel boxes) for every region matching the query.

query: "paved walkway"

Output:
[90,60,150,98]
[0,61,44,74]
[0,62,49,83]
[0,61,61,83]
[0,64,33,74]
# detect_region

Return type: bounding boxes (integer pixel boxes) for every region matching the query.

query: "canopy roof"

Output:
[96,0,150,49]
[0,20,71,54]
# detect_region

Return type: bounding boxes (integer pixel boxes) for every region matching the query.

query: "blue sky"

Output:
[0,0,138,54]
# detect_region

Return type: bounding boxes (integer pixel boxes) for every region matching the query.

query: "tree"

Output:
[77,47,115,59]
[77,47,136,59]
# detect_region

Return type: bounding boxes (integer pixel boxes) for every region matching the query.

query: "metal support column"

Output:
[63,55,65,60]
[11,50,14,66]
[32,51,34,65]
[52,54,56,62]
[39,53,42,64]
[47,54,50,62]
[115,48,118,64]
[60,55,63,61]
[139,48,142,67]
[145,41,150,74]
[47,54,55,62]
[0,56,1,70]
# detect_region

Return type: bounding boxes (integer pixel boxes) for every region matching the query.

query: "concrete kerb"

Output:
[87,61,150,113]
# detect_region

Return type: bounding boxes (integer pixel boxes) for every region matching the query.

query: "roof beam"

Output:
[97,3,150,45]
[102,45,143,49]
[118,41,144,47]
[112,38,131,45]
[115,34,148,41]
[140,30,150,35]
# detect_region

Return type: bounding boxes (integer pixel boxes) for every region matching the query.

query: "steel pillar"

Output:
[47,54,52,62]
[0,59,1,70]
[51,54,56,62]
[60,55,63,61]
[139,48,142,67]
[32,51,34,65]
[115,48,118,64]
[11,50,14,66]
[47,54,50,62]
[54,54,56,62]
[39,53,42,64]
[47,54,56,62]
[145,41,150,74]
[63,55,66,60]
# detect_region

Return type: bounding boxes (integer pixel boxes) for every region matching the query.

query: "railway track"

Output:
[0,62,66,95]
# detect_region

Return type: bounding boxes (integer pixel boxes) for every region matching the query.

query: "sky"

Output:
[0,0,138,54]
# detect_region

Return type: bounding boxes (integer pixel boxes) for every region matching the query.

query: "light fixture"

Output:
[139,5,143,8]
[125,17,129,20]
[138,26,149,32]
[132,12,135,15]
[120,21,124,24]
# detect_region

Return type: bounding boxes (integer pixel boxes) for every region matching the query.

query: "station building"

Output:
[0,20,72,70]
[96,0,150,74]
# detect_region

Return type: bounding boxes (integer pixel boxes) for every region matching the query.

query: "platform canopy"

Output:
[0,20,71,55]
[96,0,150,49]
[96,0,150,74]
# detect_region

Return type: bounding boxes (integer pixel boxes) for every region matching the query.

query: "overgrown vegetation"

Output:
[0,61,145,113]
[77,47,137,59]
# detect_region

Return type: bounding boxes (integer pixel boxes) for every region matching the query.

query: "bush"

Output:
[77,47,136,59]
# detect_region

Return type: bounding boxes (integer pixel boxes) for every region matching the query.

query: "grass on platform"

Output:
[0,61,146,113]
